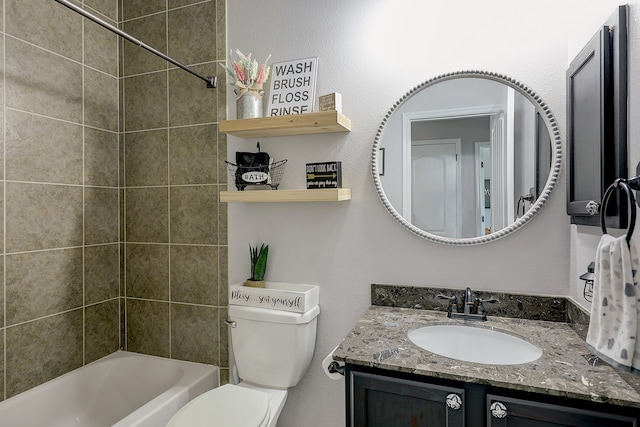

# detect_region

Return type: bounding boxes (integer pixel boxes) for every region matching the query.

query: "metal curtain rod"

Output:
[53,0,217,88]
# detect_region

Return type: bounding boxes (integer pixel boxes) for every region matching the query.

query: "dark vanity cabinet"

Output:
[346,366,639,427]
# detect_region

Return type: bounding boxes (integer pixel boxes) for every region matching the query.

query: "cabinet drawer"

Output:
[487,394,637,427]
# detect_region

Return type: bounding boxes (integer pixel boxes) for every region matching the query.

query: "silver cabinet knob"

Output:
[585,200,600,215]
[490,401,507,418]
[446,393,462,410]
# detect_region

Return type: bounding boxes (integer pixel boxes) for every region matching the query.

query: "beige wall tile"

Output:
[5,110,83,184]
[171,304,218,364]
[124,129,168,186]
[123,13,167,76]
[125,187,169,243]
[85,0,119,21]
[126,299,169,357]
[85,299,120,363]
[169,185,218,245]
[217,132,228,185]
[85,244,120,304]
[6,183,83,252]
[84,19,119,77]
[0,259,4,329]
[6,310,83,397]
[85,128,119,187]
[122,0,165,21]
[85,67,119,132]
[219,307,229,368]
[6,0,82,62]
[168,2,216,66]
[124,72,168,131]
[168,63,219,126]
[170,245,218,305]
[6,249,84,325]
[0,330,4,401]
[125,244,169,300]
[168,0,205,9]
[169,124,218,185]
[219,246,228,302]
[85,187,119,245]
[5,38,83,124]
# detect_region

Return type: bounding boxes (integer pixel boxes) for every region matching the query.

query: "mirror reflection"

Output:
[373,72,561,245]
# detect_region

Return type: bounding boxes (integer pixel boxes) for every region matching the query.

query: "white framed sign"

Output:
[267,57,318,116]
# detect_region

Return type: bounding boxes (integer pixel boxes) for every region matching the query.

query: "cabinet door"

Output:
[566,5,628,228]
[487,394,637,427]
[351,371,464,427]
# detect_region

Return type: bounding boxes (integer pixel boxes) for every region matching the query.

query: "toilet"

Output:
[167,303,320,427]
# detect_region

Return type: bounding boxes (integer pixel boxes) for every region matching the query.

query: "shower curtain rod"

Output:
[53,0,217,88]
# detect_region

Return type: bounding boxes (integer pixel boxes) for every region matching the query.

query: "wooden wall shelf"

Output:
[220,188,351,203]
[220,111,351,137]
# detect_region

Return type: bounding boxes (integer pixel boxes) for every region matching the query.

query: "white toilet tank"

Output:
[229,304,320,389]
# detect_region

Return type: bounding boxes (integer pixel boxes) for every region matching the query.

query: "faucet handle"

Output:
[437,294,459,313]
[475,297,499,319]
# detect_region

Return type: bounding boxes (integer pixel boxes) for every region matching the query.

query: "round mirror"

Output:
[372,71,562,245]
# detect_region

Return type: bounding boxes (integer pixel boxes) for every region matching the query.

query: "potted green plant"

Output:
[246,243,269,288]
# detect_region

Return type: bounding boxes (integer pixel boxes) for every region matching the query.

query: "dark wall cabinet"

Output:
[346,366,639,427]
[566,5,628,227]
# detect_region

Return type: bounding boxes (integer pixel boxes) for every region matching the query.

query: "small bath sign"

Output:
[229,282,319,313]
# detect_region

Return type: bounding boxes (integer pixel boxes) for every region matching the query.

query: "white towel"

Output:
[586,234,640,373]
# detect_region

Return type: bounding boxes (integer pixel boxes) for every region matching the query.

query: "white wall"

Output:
[227,1,638,426]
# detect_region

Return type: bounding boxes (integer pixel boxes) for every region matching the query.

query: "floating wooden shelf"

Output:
[220,188,351,203]
[219,111,351,138]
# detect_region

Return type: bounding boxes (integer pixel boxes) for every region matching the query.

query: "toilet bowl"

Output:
[167,303,320,427]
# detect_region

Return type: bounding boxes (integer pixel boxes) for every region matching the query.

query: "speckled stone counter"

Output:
[333,305,640,410]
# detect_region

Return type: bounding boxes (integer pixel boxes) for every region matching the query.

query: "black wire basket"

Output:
[225,159,287,190]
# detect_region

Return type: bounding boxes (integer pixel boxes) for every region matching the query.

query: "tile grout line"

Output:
[165,0,172,360]
[81,0,86,369]
[117,0,124,354]
[2,0,6,402]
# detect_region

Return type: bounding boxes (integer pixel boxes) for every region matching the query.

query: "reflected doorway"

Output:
[475,142,491,235]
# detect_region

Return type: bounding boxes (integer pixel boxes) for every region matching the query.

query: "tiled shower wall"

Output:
[0,0,120,399]
[0,0,228,401]
[120,0,228,381]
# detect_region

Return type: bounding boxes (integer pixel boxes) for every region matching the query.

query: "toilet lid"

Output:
[167,384,270,427]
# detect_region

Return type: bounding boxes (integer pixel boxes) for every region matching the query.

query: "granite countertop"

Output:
[333,305,640,409]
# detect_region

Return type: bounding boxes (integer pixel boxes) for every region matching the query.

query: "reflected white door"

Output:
[410,139,460,237]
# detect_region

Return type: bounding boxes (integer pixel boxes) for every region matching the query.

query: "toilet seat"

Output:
[166,384,270,427]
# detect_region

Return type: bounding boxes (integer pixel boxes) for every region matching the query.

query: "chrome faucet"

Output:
[464,287,474,314]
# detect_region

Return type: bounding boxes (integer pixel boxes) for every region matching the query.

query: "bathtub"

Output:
[0,350,218,427]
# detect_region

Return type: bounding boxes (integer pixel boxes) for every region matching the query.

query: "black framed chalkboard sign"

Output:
[566,5,627,228]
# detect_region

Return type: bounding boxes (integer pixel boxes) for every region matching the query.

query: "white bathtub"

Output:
[0,350,218,427]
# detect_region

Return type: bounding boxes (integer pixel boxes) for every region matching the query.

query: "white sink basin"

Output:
[408,324,543,365]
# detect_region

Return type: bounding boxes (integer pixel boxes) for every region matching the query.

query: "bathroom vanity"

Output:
[334,305,640,426]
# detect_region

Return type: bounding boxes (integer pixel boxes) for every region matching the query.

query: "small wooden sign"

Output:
[267,57,318,116]
[229,282,319,313]
[306,161,342,189]
[319,92,342,113]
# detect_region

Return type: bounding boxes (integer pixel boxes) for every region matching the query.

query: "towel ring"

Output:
[601,178,636,245]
